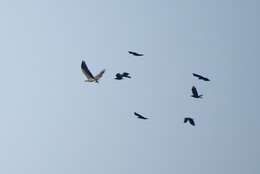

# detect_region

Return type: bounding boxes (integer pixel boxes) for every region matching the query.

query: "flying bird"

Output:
[81,60,105,83]
[193,73,210,81]
[191,86,203,98]
[134,112,148,120]
[128,51,144,56]
[114,72,131,80]
[184,117,195,126]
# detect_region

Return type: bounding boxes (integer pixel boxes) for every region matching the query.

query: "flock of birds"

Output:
[81,51,210,126]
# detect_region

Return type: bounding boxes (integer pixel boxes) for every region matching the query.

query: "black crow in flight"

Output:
[184,117,195,126]
[191,86,203,98]
[193,73,210,81]
[114,72,131,80]
[134,112,148,120]
[128,51,144,56]
[81,60,105,83]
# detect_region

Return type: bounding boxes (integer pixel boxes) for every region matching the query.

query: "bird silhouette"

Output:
[134,112,148,119]
[128,51,144,56]
[114,72,131,80]
[81,60,105,83]
[184,117,195,126]
[193,73,210,81]
[191,86,203,98]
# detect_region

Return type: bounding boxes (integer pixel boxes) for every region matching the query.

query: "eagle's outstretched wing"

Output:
[94,69,106,80]
[81,61,95,80]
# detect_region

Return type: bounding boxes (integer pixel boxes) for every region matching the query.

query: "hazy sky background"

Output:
[0,0,259,173]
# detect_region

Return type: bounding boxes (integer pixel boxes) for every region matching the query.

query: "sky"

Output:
[0,0,259,173]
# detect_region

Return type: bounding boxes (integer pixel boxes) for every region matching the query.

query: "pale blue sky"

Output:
[0,0,259,173]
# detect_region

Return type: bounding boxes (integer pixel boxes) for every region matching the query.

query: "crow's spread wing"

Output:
[122,72,129,76]
[193,73,202,78]
[134,112,148,119]
[189,119,195,126]
[134,112,142,117]
[193,73,210,81]
[128,51,143,56]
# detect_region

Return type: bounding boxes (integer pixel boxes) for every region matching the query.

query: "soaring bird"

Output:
[191,86,203,98]
[128,51,144,56]
[81,60,105,83]
[134,112,148,119]
[193,73,210,81]
[114,72,131,80]
[184,117,195,126]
